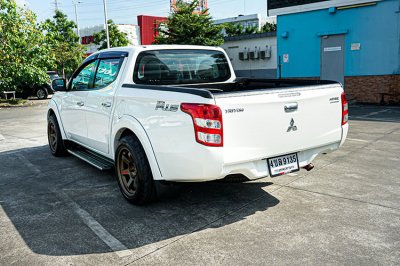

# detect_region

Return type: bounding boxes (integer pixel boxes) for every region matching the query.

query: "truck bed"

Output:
[181,78,339,94]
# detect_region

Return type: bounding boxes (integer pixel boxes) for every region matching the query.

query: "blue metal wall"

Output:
[277,0,400,78]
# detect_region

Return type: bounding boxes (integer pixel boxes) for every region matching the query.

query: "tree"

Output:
[0,0,51,94]
[222,21,277,37]
[223,23,256,36]
[245,25,258,35]
[222,23,243,37]
[154,0,224,46]
[41,10,85,78]
[93,20,129,50]
[260,22,277,33]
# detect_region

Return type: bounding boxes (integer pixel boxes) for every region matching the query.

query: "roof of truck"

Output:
[92,45,225,55]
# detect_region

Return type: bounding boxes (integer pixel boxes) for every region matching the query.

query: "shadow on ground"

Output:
[0,145,279,256]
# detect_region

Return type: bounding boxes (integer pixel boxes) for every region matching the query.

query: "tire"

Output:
[36,88,48,99]
[115,135,156,205]
[48,115,68,156]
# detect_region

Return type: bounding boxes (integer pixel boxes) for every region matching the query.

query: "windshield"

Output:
[133,49,231,85]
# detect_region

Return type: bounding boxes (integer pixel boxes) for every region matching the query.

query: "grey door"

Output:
[320,34,345,86]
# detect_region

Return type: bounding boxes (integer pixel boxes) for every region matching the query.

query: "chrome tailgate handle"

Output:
[284,103,298,113]
[102,102,112,108]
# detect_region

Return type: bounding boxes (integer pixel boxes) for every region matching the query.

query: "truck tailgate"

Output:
[214,84,343,164]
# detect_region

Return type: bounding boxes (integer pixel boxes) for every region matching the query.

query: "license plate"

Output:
[267,153,299,177]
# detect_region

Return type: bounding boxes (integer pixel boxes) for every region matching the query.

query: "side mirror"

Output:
[51,78,67,92]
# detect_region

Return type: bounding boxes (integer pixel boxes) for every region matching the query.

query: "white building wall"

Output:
[215,14,262,30]
[214,14,277,31]
[79,24,140,55]
[116,24,141,46]
[221,34,277,78]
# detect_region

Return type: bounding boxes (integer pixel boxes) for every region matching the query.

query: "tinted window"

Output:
[133,50,231,85]
[71,61,97,91]
[94,58,122,89]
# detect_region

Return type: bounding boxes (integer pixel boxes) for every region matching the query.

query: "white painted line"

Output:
[350,116,399,123]
[57,192,133,258]
[346,138,369,143]
[17,154,132,258]
[359,109,390,118]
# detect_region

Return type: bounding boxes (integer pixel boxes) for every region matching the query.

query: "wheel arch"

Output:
[47,100,67,140]
[111,116,163,181]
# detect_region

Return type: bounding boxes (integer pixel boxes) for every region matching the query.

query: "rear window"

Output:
[133,49,231,85]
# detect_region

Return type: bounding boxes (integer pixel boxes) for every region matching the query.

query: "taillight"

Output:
[341,92,348,125]
[181,103,223,147]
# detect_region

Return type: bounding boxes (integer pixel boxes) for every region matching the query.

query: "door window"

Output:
[94,58,122,89]
[70,60,97,91]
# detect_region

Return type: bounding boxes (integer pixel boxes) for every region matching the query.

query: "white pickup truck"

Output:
[49,45,348,204]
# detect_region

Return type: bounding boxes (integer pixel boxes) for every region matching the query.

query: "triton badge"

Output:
[287,118,298,132]
[225,108,244,114]
[155,101,179,112]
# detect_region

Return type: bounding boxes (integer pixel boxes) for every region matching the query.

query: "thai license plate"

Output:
[267,153,299,177]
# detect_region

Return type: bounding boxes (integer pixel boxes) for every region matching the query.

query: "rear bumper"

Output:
[160,140,343,182]
[220,141,341,180]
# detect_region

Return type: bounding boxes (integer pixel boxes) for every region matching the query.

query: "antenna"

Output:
[54,0,60,11]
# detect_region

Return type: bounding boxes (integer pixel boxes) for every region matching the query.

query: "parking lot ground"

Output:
[0,104,399,265]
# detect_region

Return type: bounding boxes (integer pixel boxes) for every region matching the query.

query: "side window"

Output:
[70,61,97,91]
[94,58,122,89]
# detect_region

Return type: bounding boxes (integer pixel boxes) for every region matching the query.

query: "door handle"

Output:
[284,103,298,113]
[101,102,112,108]
[77,101,84,107]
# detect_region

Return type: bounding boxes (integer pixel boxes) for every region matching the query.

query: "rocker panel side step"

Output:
[67,149,114,170]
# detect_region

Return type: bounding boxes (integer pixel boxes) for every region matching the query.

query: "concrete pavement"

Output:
[0,104,399,265]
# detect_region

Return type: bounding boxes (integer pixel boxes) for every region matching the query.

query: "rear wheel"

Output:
[36,88,48,99]
[48,115,68,156]
[116,136,156,205]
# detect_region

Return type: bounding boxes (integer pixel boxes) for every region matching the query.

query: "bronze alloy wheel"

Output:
[48,121,58,152]
[115,135,156,205]
[117,148,139,197]
[47,114,67,156]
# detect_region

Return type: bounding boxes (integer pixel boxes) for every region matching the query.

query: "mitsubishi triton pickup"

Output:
[48,45,349,205]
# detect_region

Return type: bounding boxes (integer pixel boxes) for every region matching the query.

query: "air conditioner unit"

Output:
[249,51,259,60]
[260,49,271,59]
[239,52,249,60]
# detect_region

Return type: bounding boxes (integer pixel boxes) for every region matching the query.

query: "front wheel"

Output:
[36,88,48,99]
[115,136,156,205]
[48,115,68,156]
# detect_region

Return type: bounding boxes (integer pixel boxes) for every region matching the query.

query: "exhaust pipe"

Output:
[302,163,314,172]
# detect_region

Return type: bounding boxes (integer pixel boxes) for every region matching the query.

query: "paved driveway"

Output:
[0,104,399,265]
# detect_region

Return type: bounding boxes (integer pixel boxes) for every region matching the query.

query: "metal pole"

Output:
[278,56,282,79]
[103,0,110,49]
[74,1,81,44]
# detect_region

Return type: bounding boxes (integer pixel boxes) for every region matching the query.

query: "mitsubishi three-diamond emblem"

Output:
[287,118,298,132]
